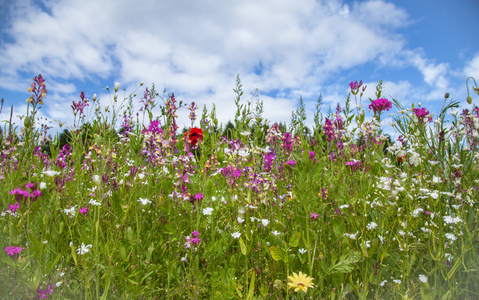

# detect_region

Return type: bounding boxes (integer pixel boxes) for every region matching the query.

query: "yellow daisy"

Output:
[287,271,314,293]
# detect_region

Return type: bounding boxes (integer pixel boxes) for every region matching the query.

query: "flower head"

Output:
[185,127,203,146]
[76,243,92,255]
[4,246,24,257]
[287,271,314,293]
[413,107,432,123]
[368,98,392,114]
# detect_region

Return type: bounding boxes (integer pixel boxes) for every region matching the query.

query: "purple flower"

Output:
[4,246,24,257]
[79,206,89,215]
[413,107,432,123]
[368,98,392,114]
[284,159,296,167]
[36,283,54,299]
[8,202,19,212]
[191,237,201,245]
[310,213,319,219]
[349,80,363,92]
[345,160,363,173]
[191,230,200,238]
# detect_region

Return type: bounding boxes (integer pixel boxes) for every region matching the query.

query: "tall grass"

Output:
[1,74,479,299]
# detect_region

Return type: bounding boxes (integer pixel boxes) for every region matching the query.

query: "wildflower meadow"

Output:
[2,74,479,299]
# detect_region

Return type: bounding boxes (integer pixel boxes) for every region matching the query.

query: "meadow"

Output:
[1,74,479,299]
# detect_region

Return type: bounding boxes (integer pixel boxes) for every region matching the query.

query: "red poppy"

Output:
[185,127,203,146]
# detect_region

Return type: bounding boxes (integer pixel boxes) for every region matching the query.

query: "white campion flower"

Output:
[39,182,47,190]
[202,207,214,216]
[77,243,92,255]
[443,215,462,224]
[231,232,241,239]
[237,217,245,224]
[432,176,441,183]
[272,230,281,236]
[393,279,402,284]
[298,248,307,254]
[138,198,151,205]
[261,219,269,226]
[344,232,358,240]
[93,175,101,184]
[237,149,250,158]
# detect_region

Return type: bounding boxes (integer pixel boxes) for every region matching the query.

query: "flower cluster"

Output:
[368,98,392,115]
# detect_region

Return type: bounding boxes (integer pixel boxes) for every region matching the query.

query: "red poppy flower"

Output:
[185,127,203,146]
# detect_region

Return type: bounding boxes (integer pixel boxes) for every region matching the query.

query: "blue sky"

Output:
[0,0,478,134]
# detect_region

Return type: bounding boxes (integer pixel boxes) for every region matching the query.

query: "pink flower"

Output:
[4,246,24,257]
[368,98,392,114]
[349,80,363,92]
[285,159,296,167]
[413,107,432,123]
[191,230,200,238]
[310,213,319,219]
[79,206,89,215]
[8,202,19,212]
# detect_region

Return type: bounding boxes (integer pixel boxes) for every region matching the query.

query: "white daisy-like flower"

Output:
[237,217,245,224]
[89,199,101,206]
[261,219,269,227]
[42,170,60,177]
[231,232,241,239]
[298,248,307,254]
[272,230,281,236]
[445,233,457,241]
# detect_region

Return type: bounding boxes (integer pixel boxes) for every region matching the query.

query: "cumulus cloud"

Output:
[0,0,460,131]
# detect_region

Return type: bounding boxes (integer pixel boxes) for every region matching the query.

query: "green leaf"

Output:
[247,270,255,300]
[327,251,360,275]
[269,246,284,261]
[239,237,247,256]
[289,232,301,248]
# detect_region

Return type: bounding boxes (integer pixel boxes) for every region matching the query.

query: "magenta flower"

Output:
[310,213,319,219]
[36,283,54,299]
[8,202,20,212]
[191,230,200,238]
[79,206,89,215]
[345,160,363,173]
[349,80,363,93]
[368,98,392,114]
[285,159,296,167]
[413,107,432,123]
[4,246,24,257]
[191,237,201,245]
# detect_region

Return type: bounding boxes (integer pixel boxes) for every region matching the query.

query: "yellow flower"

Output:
[287,271,314,293]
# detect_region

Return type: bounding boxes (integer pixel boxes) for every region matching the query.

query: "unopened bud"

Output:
[444,93,450,99]
[24,116,32,128]
[467,95,472,104]
[114,82,120,92]
[140,81,144,86]
[106,86,109,91]
[92,94,97,101]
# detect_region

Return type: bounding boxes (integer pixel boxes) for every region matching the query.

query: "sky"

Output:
[0,0,478,136]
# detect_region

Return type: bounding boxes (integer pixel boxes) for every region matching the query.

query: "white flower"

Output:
[445,233,457,241]
[418,274,428,283]
[298,248,307,254]
[89,199,101,206]
[93,175,101,184]
[232,232,241,239]
[76,243,92,255]
[180,254,188,262]
[432,176,441,184]
[240,131,251,136]
[237,149,250,158]
[443,215,462,225]
[42,170,60,177]
[445,253,453,262]
[138,173,145,180]
[272,230,281,236]
[114,82,120,92]
[55,281,62,287]
[366,222,378,230]
[380,280,387,287]
[63,206,77,218]
[344,232,358,240]
[393,279,402,284]
[138,198,151,205]
[39,182,47,190]
[202,207,214,216]
[237,217,245,224]
[261,219,269,227]
[429,192,439,199]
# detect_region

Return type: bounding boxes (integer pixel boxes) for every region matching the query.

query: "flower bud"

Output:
[114,82,120,92]
[24,116,32,128]
[92,94,97,101]
[467,95,472,104]
[444,93,450,99]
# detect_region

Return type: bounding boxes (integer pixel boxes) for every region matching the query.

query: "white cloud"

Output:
[0,0,461,131]
[464,53,479,78]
